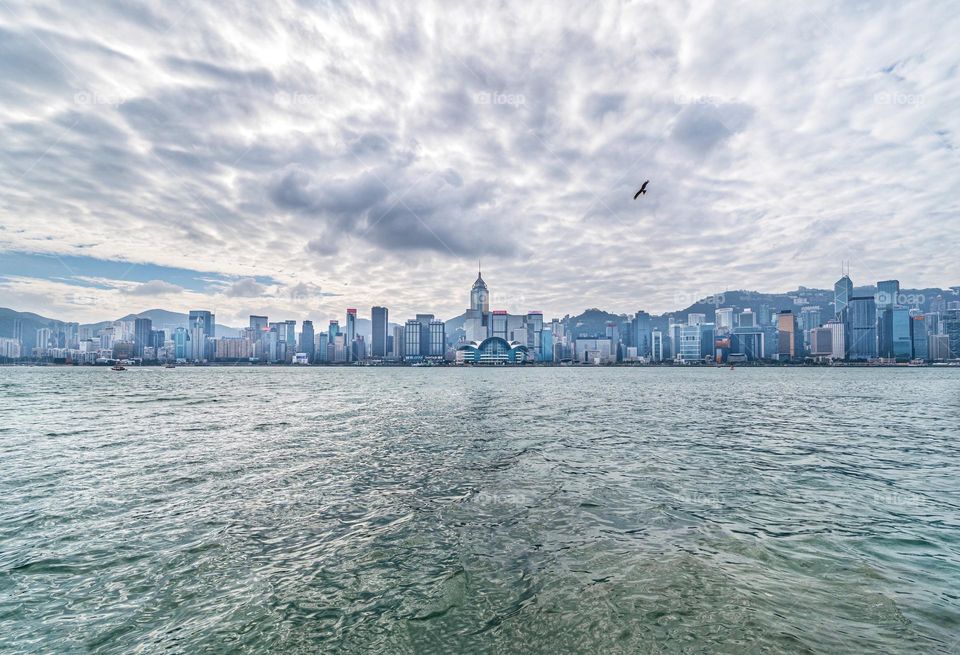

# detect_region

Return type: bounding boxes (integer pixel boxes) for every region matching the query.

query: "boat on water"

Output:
[164,363,176,369]
[111,362,126,371]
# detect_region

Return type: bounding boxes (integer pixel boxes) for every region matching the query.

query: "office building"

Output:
[848,296,878,360]
[371,306,388,358]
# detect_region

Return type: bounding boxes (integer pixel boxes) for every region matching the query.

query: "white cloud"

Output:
[0,0,957,321]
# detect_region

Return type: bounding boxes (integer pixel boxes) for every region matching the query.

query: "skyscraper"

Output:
[134,317,152,358]
[834,275,853,319]
[776,311,799,361]
[299,320,315,361]
[345,309,356,362]
[371,306,388,358]
[848,296,878,360]
[188,310,215,339]
[632,310,652,357]
[876,279,900,310]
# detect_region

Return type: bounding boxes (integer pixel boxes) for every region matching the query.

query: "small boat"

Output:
[111,362,126,371]
[164,363,176,369]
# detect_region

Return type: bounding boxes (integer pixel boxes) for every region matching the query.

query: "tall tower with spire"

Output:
[470,264,489,314]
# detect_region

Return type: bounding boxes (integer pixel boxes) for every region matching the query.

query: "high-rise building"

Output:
[299,320,315,361]
[809,327,833,359]
[491,311,508,340]
[738,309,756,328]
[470,269,489,314]
[731,326,764,361]
[392,325,405,359]
[632,311,652,357]
[834,275,853,319]
[404,319,422,361]
[345,309,357,362]
[827,320,846,360]
[526,312,544,360]
[776,311,799,360]
[848,296,877,360]
[371,306,389,358]
[133,317,152,358]
[890,306,913,361]
[875,279,900,311]
[911,316,928,360]
[942,310,960,358]
[428,319,445,358]
[315,332,329,363]
[714,308,734,335]
[188,310,215,339]
[249,315,268,333]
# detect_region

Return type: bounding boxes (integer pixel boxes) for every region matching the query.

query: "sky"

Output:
[1,0,958,326]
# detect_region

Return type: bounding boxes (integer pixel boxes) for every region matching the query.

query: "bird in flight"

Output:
[633,180,649,199]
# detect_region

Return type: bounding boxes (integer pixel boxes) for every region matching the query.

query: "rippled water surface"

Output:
[2,366,959,653]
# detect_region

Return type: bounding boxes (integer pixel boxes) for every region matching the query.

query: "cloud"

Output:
[127,279,184,296]
[0,0,957,323]
[224,277,268,298]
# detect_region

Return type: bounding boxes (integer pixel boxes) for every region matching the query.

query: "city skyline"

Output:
[2,2,959,325]
[3,268,958,330]
[4,268,959,365]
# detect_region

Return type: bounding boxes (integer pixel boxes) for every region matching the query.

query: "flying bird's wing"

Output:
[633,189,642,199]
[640,180,649,192]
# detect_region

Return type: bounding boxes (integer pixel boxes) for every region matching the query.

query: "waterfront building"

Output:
[371,306,388,358]
[392,325,404,359]
[651,330,665,362]
[575,337,614,364]
[675,324,703,362]
[345,309,356,362]
[731,327,764,361]
[299,320,315,362]
[809,327,833,360]
[777,311,800,361]
[0,337,21,360]
[632,311,652,357]
[133,318,152,358]
[826,320,846,360]
[315,332,329,363]
[457,337,529,364]
[541,327,553,362]
[404,319,423,361]
[428,319,445,358]
[173,327,189,360]
[911,316,928,360]
[943,310,960,358]
[526,312,544,360]
[891,307,913,361]
[848,296,878,360]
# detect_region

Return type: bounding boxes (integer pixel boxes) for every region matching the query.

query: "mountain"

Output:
[81,309,240,338]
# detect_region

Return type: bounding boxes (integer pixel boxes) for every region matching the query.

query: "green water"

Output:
[1,366,958,653]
